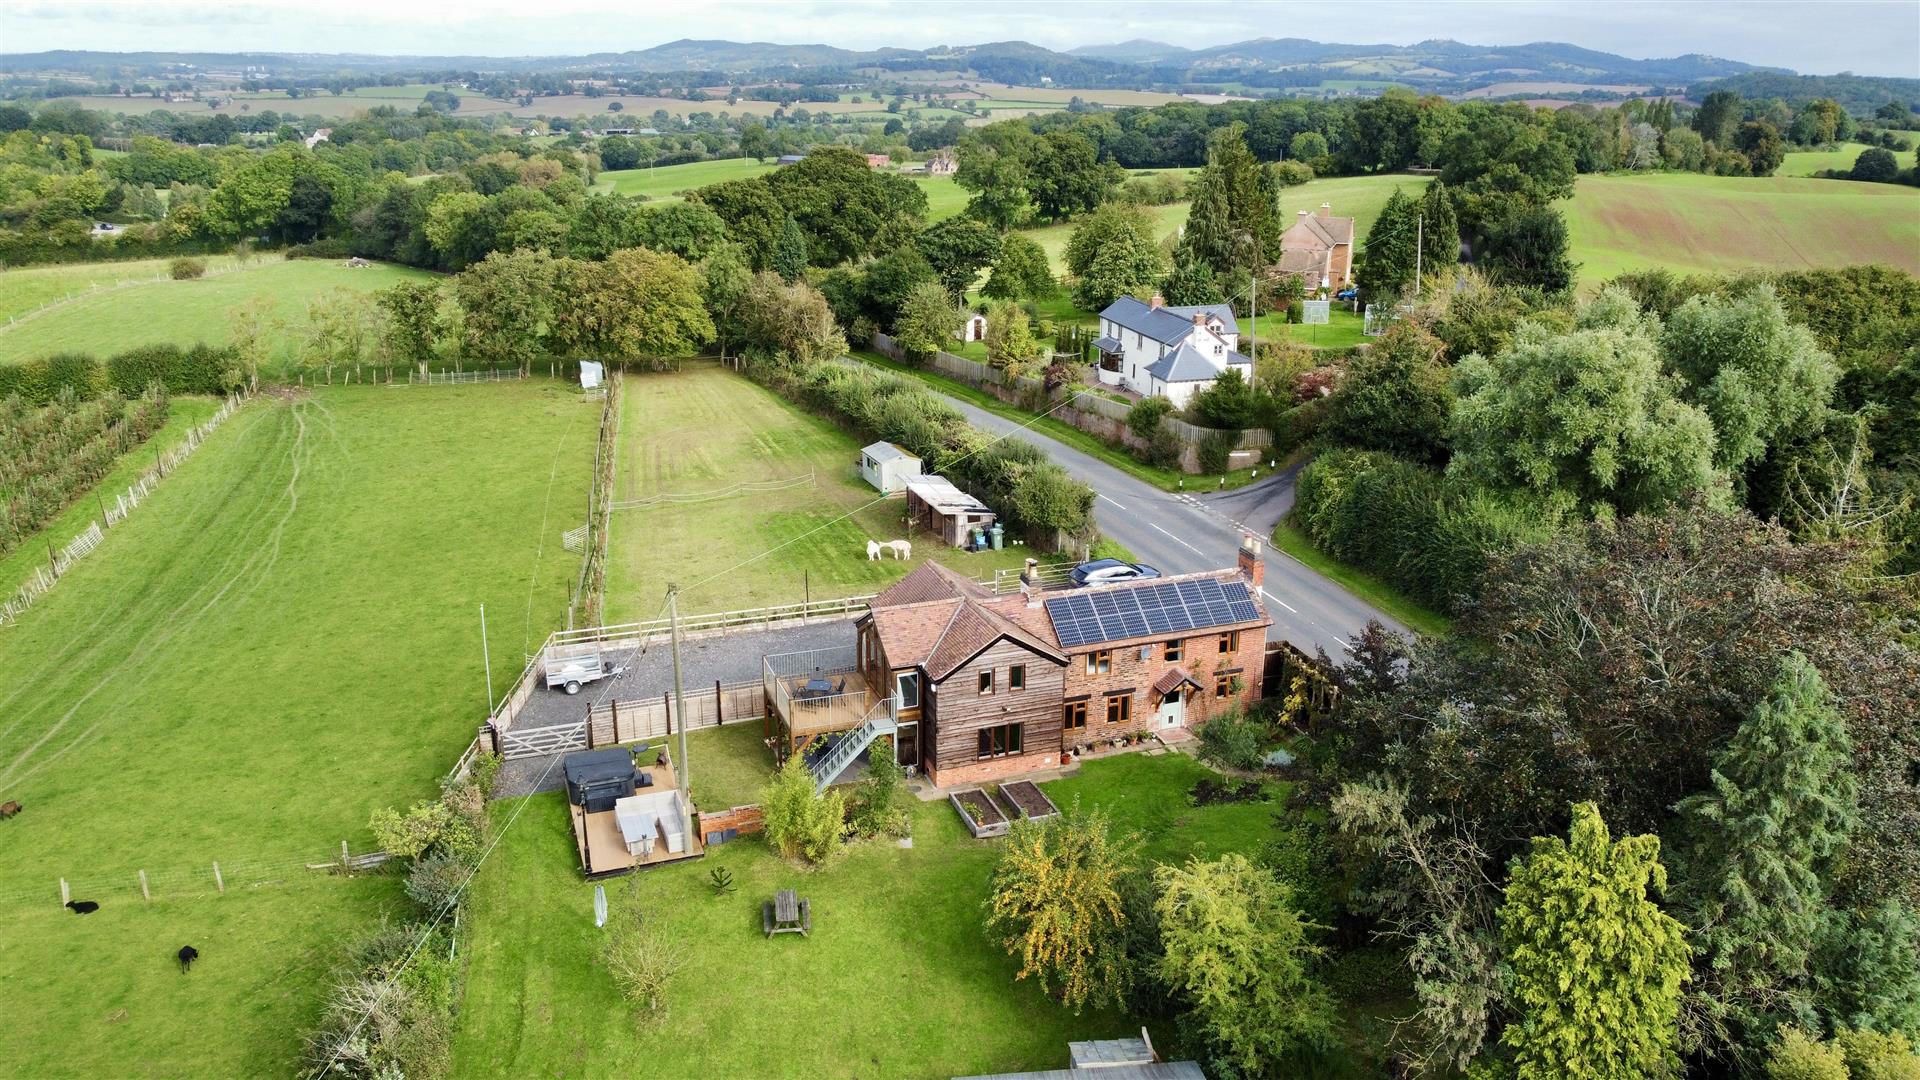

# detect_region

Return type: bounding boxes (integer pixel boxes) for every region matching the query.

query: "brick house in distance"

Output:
[852,539,1271,787]
[1277,203,1355,292]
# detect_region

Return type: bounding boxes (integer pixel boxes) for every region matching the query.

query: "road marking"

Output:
[1150,523,1205,555]
[1258,586,1298,614]
[1096,493,1128,510]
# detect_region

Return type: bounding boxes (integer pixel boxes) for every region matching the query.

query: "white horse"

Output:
[865,540,882,561]
[885,539,912,560]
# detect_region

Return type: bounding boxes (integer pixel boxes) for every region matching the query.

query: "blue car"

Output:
[1068,558,1162,588]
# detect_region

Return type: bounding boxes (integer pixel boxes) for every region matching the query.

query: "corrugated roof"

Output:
[907,476,992,515]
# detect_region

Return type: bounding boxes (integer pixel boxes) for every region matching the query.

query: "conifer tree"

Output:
[1674,653,1858,1058]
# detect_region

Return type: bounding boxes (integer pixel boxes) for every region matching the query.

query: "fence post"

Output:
[341,840,349,866]
[59,878,69,906]
[213,862,224,893]
[715,680,724,726]
[664,691,673,736]
[611,700,620,745]
[138,870,150,901]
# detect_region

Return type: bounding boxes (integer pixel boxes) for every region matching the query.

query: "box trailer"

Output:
[545,643,623,695]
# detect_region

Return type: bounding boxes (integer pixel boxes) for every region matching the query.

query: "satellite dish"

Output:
[593,884,607,928]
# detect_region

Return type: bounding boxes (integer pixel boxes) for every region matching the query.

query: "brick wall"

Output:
[928,750,1061,789]
[1059,628,1266,750]
[697,805,764,844]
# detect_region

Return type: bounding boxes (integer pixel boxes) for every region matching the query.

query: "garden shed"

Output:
[859,441,923,494]
[905,475,995,548]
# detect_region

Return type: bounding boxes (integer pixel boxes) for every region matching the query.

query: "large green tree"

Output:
[981,232,1054,301]
[1329,321,1453,463]
[1479,200,1577,293]
[453,247,560,371]
[1449,288,1723,515]
[1154,853,1334,1075]
[1065,203,1166,312]
[1673,654,1858,1061]
[553,247,714,360]
[1355,186,1421,299]
[891,280,962,357]
[1499,802,1691,1080]
[914,216,1003,299]
[1661,284,1838,472]
[1175,124,1281,280]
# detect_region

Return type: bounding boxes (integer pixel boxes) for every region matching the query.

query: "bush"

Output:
[168,257,207,280]
[761,752,846,864]
[1322,946,1414,1006]
[403,852,469,915]
[1144,425,1184,469]
[1127,395,1174,441]
[1196,428,1239,475]
[1196,707,1267,772]
[847,741,908,839]
[284,238,355,259]
[600,903,690,1025]
[1273,160,1315,186]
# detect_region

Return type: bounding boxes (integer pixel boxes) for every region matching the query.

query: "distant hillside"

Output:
[1687,70,1920,113]
[1068,40,1193,63]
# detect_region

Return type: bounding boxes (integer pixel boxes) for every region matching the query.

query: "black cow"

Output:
[177,945,199,972]
[65,900,99,914]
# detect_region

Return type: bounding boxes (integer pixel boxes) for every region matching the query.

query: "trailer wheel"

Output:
[565,680,581,695]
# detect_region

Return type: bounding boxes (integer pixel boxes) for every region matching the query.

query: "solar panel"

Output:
[1046,578,1265,649]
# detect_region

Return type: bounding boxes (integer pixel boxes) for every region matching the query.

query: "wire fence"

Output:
[0,843,392,912]
[1,391,248,628]
[567,370,620,629]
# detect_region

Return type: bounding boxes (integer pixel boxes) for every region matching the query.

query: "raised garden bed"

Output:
[999,780,1060,821]
[950,787,1011,838]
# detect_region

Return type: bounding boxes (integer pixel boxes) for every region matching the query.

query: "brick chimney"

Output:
[1296,209,1308,220]
[1149,293,1165,309]
[1192,312,1206,327]
[1317,203,1331,219]
[1237,534,1264,589]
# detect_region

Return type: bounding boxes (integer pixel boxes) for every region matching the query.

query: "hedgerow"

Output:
[0,343,243,403]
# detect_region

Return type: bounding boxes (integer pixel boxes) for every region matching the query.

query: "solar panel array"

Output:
[1045,578,1263,649]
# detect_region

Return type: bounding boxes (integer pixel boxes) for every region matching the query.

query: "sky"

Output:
[2,0,1917,78]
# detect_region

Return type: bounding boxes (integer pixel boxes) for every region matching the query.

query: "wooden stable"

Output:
[569,754,705,879]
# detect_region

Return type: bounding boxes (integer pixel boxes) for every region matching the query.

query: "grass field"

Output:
[0,257,437,368]
[606,364,1038,620]
[1565,171,1920,281]
[593,158,776,199]
[0,395,224,595]
[450,752,1295,1079]
[1777,142,1919,177]
[0,255,244,322]
[915,174,968,221]
[0,380,596,1077]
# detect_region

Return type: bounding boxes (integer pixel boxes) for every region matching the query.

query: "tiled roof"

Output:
[1098,296,1238,347]
[1152,666,1200,696]
[870,561,985,608]
[924,600,1064,682]
[869,598,964,668]
[1284,211,1355,250]
[1145,341,1226,383]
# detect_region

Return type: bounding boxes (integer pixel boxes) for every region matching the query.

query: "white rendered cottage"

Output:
[1091,295,1255,408]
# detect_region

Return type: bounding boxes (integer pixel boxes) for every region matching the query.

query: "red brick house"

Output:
[1278,203,1355,291]
[849,539,1271,787]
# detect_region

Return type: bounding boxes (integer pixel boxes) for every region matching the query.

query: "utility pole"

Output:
[480,604,495,716]
[1415,214,1424,297]
[668,585,693,846]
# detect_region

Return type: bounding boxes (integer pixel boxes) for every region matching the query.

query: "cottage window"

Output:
[1106,694,1132,725]
[1009,664,1026,691]
[1086,650,1112,675]
[1218,630,1240,654]
[1215,673,1233,698]
[1164,639,1183,662]
[895,671,921,711]
[977,723,1023,759]
[978,670,995,695]
[1063,700,1087,731]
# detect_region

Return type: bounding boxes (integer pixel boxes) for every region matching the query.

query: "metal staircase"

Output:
[807,705,898,792]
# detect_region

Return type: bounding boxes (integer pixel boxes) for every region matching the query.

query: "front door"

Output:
[1157,689,1185,729]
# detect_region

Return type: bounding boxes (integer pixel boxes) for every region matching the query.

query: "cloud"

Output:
[1,0,1914,76]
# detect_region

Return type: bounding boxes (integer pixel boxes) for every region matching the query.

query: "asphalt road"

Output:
[926,391,1407,657]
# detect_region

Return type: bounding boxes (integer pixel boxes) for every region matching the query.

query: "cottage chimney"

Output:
[1192,312,1206,327]
[1022,557,1042,606]
[1149,293,1164,309]
[1237,534,1264,589]
[1296,209,1308,219]
[1317,203,1331,219]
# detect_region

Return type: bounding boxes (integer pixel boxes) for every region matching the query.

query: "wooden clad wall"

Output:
[926,639,1067,785]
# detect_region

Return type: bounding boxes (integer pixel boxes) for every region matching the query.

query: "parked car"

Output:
[1068,558,1162,588]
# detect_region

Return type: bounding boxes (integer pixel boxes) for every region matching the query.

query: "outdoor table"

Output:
[797,678,833,707]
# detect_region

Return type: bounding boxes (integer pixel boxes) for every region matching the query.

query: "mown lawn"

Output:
[0,380,596,1076]
[1565,171,1920,281]
[680,721,776,811]
[606,363,1040,620]
[0,256,437,369]
[450,752,1292,1079]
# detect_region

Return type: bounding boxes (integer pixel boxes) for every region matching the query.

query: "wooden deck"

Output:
[775,671,879,742]
[569,756,705,878]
